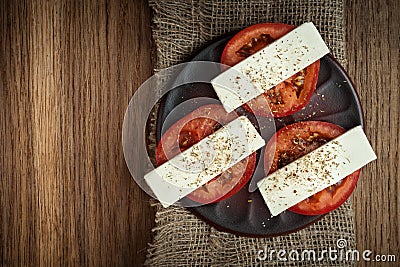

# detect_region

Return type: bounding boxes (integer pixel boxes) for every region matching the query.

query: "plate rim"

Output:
[154,33,363,237]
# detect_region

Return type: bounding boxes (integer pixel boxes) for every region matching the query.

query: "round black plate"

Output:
[155,35,363,237]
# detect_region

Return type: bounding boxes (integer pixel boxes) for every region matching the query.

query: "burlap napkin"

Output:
[145,1,355,266]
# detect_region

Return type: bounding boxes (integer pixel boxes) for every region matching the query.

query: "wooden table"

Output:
[1,0,398,266]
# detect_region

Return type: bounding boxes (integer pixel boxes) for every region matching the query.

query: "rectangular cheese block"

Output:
[257,126,376,217]
[211,22,329,113]
[145,116,265,208]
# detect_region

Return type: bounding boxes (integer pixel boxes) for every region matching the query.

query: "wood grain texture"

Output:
[0,0,398,267]
[345,0,399,265]
[1,0,155,266]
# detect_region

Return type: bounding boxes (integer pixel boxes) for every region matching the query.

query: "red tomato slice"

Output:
[221,23,320,118]
[156,104,257,204]
[263,121,360,215]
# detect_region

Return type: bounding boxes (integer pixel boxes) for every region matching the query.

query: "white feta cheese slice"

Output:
[257,126,376,217]
[145,116,265,208]
[211,22,329,113]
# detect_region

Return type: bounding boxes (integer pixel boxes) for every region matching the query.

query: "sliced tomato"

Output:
[156,104,257,204]
[221,23,295,66]
[263,121,360,215]
[221,23,320,118]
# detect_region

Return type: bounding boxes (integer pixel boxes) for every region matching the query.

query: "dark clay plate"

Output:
[155,35,363,237]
